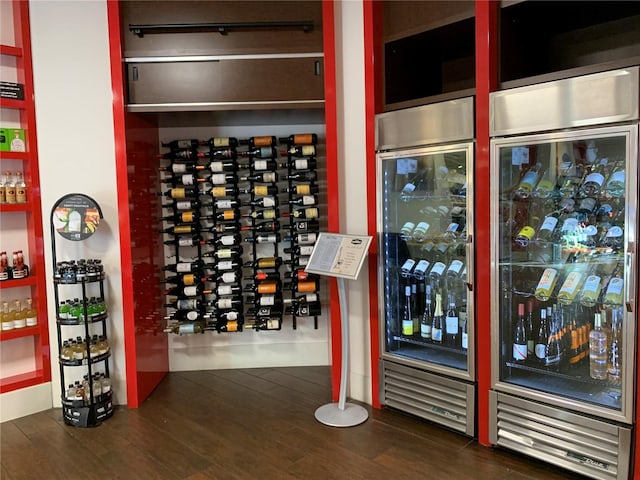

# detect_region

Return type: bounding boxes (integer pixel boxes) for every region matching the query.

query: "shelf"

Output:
[0,276,36,289]
[57,312,108,326]
[0,202,31,213]
[0,152,29,161]
[0,44,22,57]
[129,20,315,38]
[0,324,40,342]
[54,273,106,285]
[59,351,111,367]
[0,369,46,394]
[0,98,26,110]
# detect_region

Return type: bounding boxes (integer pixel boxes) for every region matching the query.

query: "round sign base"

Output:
[314,402,368,427]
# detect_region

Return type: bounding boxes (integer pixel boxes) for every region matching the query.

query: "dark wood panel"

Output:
[123,1,323,57]
[1,367,587,479]
[127,57,324,105]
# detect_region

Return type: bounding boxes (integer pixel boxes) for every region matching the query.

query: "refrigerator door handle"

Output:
[465,234,473,291]
[625,246,635,313]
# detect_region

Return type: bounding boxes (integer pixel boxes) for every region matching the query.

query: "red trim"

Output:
[0,325,41,342]
[0,44,22,56]
[0,202,31,213]
[0,152,29,161]
[0,98,25,110]
[107,0,140,408]
[0,276,36,289]
[475,0,499,447]
[0,369,46,394]
[321,0,341,401]
[363,0,383,409]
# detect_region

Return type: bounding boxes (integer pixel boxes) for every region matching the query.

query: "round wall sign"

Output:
[51,194,103,241]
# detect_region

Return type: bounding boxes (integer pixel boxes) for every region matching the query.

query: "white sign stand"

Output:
[305,233,373,427]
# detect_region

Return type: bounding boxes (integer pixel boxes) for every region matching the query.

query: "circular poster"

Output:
[51,194,103,241]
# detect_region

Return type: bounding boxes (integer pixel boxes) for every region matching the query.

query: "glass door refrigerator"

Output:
[489,68,639,480]
[376,97,475,436]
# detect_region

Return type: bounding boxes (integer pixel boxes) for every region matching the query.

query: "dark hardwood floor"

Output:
[2,367,585,479]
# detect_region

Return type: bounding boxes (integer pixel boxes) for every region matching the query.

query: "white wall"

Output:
[29,0,126,408]
[335,1,372,404]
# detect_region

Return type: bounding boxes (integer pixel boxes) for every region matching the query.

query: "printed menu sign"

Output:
[305,233,372,280]
[52,194,102,241]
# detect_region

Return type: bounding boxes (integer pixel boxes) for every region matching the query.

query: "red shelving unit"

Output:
[0,0,51,395]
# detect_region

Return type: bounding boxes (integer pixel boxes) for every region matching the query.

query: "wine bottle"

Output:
[197,149,237,160]
[589,312,608,380]
[445,294,459,347]
[244,257,282,269]
[526,299,535,357]
[241,172,278,183]
[288,195,317,206]
[164,321,206,335]
[534,268,558,302]
[216,320,243,333]
[202,246,244,259]
[240,221,280,232]
[602,263,624,307]
[161,273,210,286]
[283,245,314,256]
[401,286,413,336]
[158,187,200,199]
[162,260,206,273]
[284,256,310,268]
[165,199,207,210]
[244,280,282,295]
[160,173,205,186]
[281,158,318,171]
[514,162,543,199]
[207,160,238,172]
[160,224,202,236]
[605,167,625,197]
[247,305,283,317]
[291,232,317,245]
[544,307,561,371]
[214,284,242,297]
[420,286,433,340]
[240,146,277,159]
[201,137,238,148]
[212,234,242,247]
[244,209,278,220]
[214,209,241,222]
[215,310,243,322]
[157,149,199,161]
[210,223,241,234]
[162,139,200,151]
[241,185,279,197]
[207,173,239,185]
[533,211,559,244]
[240,136,276,148]
[281,184,319,195]
[287,301,321,317]
[209,186,240,198]
[284,292,319,305]
[212,198,241,210]
[246,271,281,282]
[161,211,209,224]
[246,318,282,331]
[243,234,281,244]
[214,270,242,285]
[285,219,320,233]
[283,170,318,182]
[284,268,316,282]
[608,308,622,385]
[284,279,319,294]
[557,268,587,306]
[164,298,204,311]
[214,297,243,310]
[580,159,609,197]
[164,285,213,298]
[280,145,316,158]
[166,310,207,322]
[513,303,527,362]
[279,133,317,145]
[292,207,319,219]
[431,293,443,344]
[246,196,278,208]
[211,260,242,273]
[534,308,549,364]
[249,159,279,172]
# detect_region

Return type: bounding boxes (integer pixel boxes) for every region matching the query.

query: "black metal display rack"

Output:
[50,194,113,427]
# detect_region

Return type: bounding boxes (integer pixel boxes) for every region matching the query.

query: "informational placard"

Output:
[305,233,372,281]
[51,193,103,241]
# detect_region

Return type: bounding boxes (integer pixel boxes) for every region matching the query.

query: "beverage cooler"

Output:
[375,97,476,436]
[488,68,639,479]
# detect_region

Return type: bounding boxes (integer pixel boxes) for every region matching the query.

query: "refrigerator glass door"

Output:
[491,125,638,422]
[378,143,474,380]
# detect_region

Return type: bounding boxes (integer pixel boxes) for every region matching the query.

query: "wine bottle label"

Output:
[16,187,26,203]
[299,195,316,206]
[251,160,268,171]
[260,295,276,306]
[299,293,318,303]
[210,174,227,185]
[412,222,430,241]
[608,170,625,185]
[400,259,416,275]
[210,162,224,172]
[400,222,415,239]
[298,245,314,256]
[606,278,624,296]
[462,332,468,349]
[258,147,273,157]
[297,233,317,244]
[257,283,278,294]
[217,285,233,296]
[173,225,193,234]
[220,272,236,283]
[295,184,311,195]
[584,172,605,187]
[578,197,596,212]
[260,209,277,219]
[606,226,623,238]
[178,237,196,247]
[178,323,196,334]
[558,272,583,297]
[257,234,277,244]
[413,260,430,279]
[213,138,230,147]
[445,315,458,334]
[430,262,446,277]
[183,286,198,296]
[180,212,195,223]
[217,249,233,259]
[432,327,442,342]
[254,186,269,196]
[176,263,192,273]
[175,200,192,210]
[420,322,431,338]
[265,319,279,329]
[221,210,236,221]
[299,145,315,157]
[519,170,538,189]
[516,226,535,243]
[446,223,459,235]
[176,299,198,310]
[561,218,579,233]
[513,343,527,361]
[536,268,557,291]
[171,188,186,199]
[219,235,236,246]
[447,260,464,277]
[535,343,546,360]
[540,215,558,233]
[294,159,309,170]
[582,275,601,293]
[179,174,194,185]
[296,256,310,266]
[534,179,554,197]
[217,298,234,309]
[26,315,37,326]
[296,281,317,293]
[402,319,413,335]
[224,311,240,321]
[217,261,234,271]
[182,274,196,285]
[172,164,187,173]
[583,225,598,236]
[211,187,228,197]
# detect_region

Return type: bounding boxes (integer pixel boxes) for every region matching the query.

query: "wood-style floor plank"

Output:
[1,367,588,479]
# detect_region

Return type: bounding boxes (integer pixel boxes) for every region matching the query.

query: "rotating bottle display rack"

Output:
[159,133,322,335]
[51,194,113,427]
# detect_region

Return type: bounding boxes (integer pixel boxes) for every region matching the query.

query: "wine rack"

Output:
[159,133,322,334]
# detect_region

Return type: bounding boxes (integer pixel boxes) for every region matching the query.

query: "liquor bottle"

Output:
[241,221,280,233]
[207,159,238,172]
[241,172,279,183]
[202,246,244,259]
[162,260,206,274]
[164,321,206,335]
[281,158,318,171]
[4,172,16,204]
[444,294,459,347]
[288,195,317,206]
[160,173,205,187]
[25,298,37,327]
[420,286,433,340]
[14,171,26,203]
[201,137,238,148]
[1,301,12,331]
[602,263,624,307]
[240,136,277,148]
[158,187,200,199]
[534,268,558,302]
[0,171,6,203]
[607,308,622,385]
[292,207,319,219]
[280,145,316,158]
[605,166,625,197]
[244,209,278,220]
[514,163,543,199]
[401,286,413,336]
[164,298,204,311]
[279,133,317,145]
[244,233,281,244]
[431,293,444,344]
[197,149,237,160]
[283,170,318,182]
[513,303,528,362]
[164,285,213,298]
[162,139,200,150]
[589,312,608,380]
[246,318,282,331]
[244,257,282,269]
[281,184,319,196]
[240,146,277,159]
[534,308,549,364]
